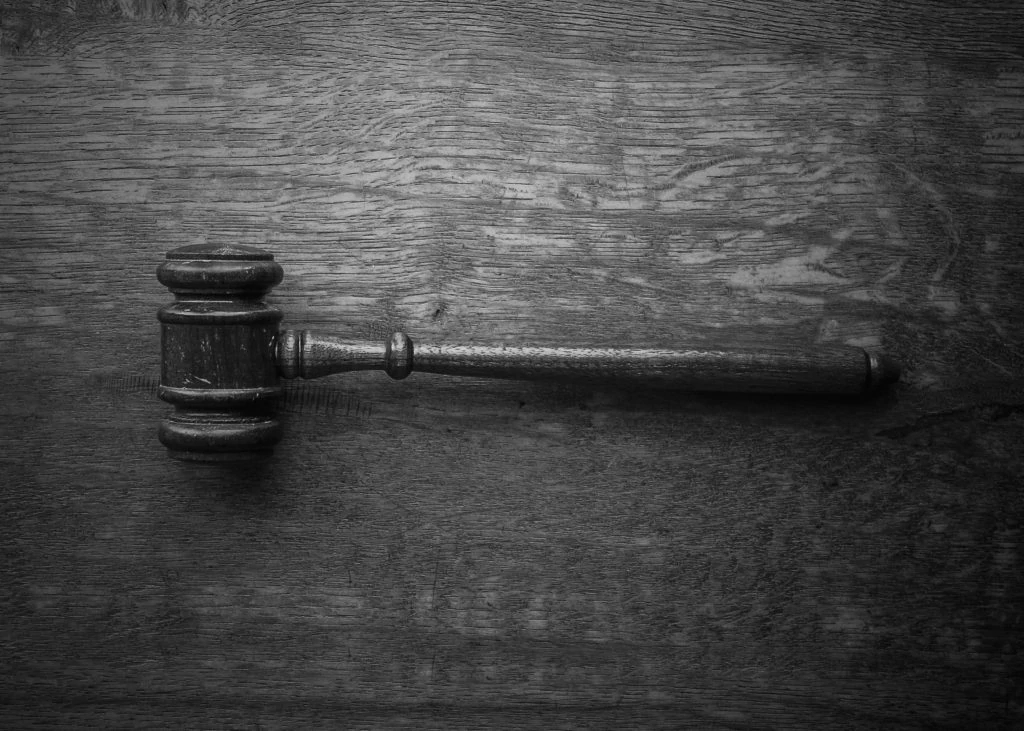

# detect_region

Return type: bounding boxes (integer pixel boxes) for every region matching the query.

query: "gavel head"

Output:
[157,244,284,461]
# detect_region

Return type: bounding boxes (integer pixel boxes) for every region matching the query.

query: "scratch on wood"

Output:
[86,370,160,398]
[877,401,1024,439]
[281,381,373,419]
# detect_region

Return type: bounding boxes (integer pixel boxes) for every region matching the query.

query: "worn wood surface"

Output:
[2,0,1023,727]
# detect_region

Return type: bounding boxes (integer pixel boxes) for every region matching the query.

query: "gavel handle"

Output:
[276,330,899,395]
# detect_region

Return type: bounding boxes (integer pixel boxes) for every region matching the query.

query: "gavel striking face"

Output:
[157,244,901,460]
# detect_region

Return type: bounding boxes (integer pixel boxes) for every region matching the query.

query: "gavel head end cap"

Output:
[158,244,283,296]
[159,411,282,461]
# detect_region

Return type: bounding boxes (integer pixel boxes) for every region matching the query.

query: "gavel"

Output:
[157,244,901,460]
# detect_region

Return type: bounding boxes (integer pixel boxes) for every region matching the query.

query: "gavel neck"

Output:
[275,330,414,380]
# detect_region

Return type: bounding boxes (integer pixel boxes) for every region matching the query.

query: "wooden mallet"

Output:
[157,244,900,460]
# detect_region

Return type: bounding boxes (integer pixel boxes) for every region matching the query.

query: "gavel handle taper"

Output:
[276,330,900,394]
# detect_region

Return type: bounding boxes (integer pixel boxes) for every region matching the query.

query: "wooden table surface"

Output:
[2,1,1022,727]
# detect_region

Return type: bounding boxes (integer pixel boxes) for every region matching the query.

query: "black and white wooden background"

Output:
[2,1,1022,727]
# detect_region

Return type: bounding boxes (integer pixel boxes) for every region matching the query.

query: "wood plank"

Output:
[2,1,1022,727]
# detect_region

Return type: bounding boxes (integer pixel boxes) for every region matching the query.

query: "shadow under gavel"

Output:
[157,244,900,461]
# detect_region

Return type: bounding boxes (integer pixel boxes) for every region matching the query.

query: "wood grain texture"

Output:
[2,0,1023,727]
